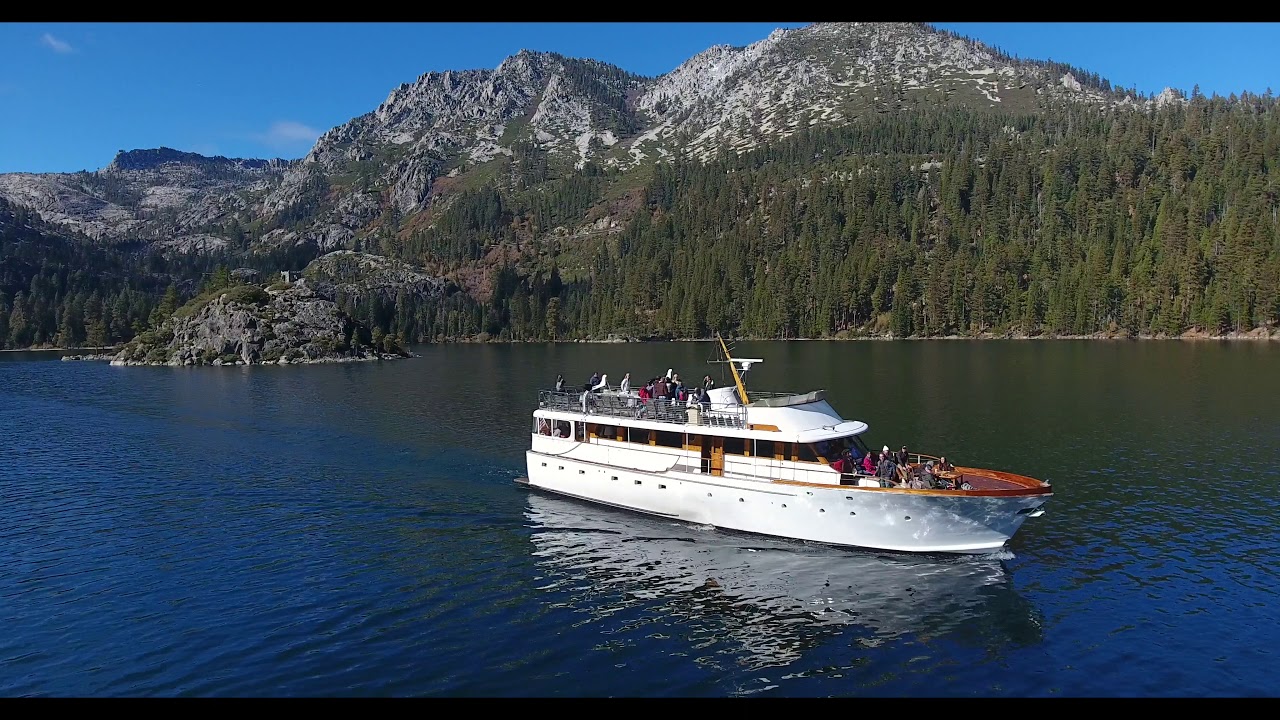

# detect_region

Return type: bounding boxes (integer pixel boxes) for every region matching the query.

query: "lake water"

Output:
[2,340,1278,697]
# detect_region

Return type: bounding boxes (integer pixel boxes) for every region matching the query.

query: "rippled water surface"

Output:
[2,340,1279,696]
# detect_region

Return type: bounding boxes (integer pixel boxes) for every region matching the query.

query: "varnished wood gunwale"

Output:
[772,465,1051,497]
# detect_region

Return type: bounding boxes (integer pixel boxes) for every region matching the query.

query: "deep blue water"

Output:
[2,340,1279,696]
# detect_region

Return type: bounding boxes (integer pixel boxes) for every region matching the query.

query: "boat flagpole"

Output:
[716,333,750,405]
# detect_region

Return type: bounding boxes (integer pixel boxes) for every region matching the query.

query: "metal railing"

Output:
[538,390,748,429]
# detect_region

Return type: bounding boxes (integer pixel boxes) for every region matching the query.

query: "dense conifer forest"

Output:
[4,90,1278,348]
[387,93,1280,342]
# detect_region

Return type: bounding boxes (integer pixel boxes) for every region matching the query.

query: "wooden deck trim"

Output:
[771,467,1053,498]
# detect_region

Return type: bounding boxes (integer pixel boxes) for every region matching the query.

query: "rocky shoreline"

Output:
[102,280,412,367]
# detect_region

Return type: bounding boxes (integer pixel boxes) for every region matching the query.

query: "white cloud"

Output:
[252,120,322,151]
[40,33,74,54]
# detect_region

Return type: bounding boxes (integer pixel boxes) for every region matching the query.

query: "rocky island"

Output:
[109,279,411,366]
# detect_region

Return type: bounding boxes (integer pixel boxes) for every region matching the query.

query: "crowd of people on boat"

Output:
[556,369,719,415]
[826,442,966,490]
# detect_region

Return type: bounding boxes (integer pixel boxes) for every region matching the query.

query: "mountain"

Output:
[0,147,293,252]
[2,21,1275,348]
[0,23,1167,257]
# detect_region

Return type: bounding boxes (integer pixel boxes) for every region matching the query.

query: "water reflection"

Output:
[524,491,1043,671]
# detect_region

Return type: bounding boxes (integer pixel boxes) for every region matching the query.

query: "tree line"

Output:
[3,89,1277,348]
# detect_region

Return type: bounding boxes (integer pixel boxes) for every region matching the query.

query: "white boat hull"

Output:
[525,450,1047,554]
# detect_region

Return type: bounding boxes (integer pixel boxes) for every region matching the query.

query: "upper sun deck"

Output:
[536,387,869,443]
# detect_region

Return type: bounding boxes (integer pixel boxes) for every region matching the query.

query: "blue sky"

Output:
[1,22,1276,175]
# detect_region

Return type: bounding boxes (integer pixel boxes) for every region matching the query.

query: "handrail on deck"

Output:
[537,389,748,429]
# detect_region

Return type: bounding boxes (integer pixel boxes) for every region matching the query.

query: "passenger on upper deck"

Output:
[619,373,630,393]
[591,374,609,393]
[703,375,715,391]
[555,374,565,393]
[635,381,652,418]
[685,386,702,408]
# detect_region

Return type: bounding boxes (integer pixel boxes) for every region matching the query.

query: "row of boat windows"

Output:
[534,418,828,463]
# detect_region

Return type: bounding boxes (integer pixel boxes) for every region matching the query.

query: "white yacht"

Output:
[519,337,1052,554]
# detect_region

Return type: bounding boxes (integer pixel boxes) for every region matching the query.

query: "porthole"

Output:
[819,508,825,513]
[579,469,585,475]
[635,480,642,485]
[558,466,564,470]
[739,498,744,502]
[849,511,856,516]
[905,516,911,520]
[659,484,666,489]
[781,504,787,508]
[541,462,547,467]
[611,476,618,481]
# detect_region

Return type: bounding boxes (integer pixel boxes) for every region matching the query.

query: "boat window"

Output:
[655,431,683,448]
[825,436,857,458]
[576,423,587,442]
[553,420,571,438]
[534,417,551,435]
[755,440,774,459]
[723,436,746,455]
[796,443,819,463]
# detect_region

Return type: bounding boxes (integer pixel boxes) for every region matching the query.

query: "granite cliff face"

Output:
[110,281,409,366]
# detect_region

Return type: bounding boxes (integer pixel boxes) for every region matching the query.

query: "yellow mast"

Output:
[716,333,750,405]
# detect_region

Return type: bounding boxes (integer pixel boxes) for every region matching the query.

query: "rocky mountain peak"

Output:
[106,147,287,174]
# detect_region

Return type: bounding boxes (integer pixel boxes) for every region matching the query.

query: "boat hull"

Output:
[525,450,1048,554]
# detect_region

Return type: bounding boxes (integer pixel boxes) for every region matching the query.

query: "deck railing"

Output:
[538,390,748,429]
